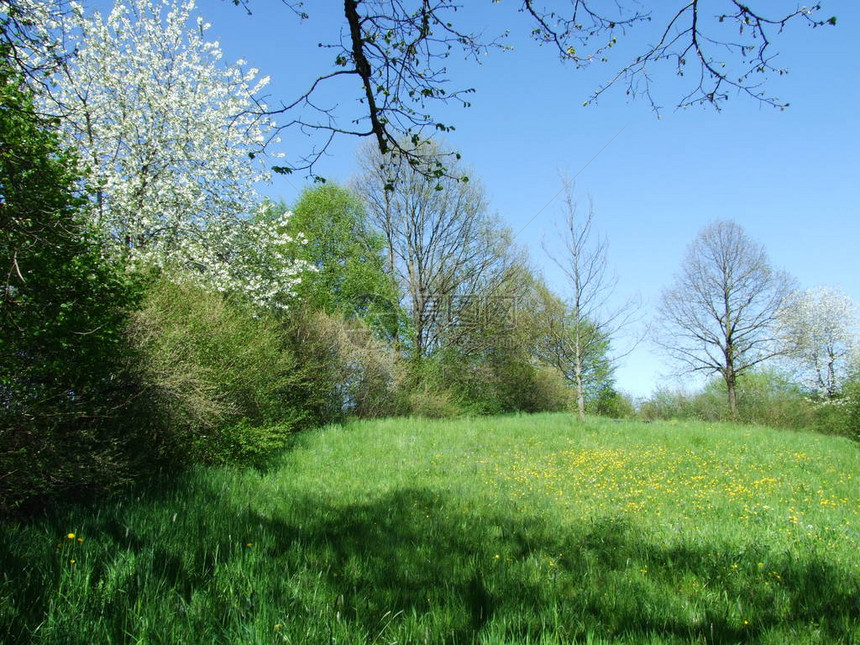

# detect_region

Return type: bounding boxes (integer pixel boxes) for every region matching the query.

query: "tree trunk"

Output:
[575,351,586,422]
[725,371,738,419]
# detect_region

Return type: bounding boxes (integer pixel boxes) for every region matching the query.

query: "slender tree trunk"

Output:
[574,328,586,422]
[382,188,402,361]
[826,348,837,398]
[575,370,586,422]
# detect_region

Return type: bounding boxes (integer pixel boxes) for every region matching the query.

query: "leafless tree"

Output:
[655,220,795,417]
[542,182,639,420]
[353,140,518,361]
[244,1,835,177]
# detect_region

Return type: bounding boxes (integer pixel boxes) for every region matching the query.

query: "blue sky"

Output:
[198,1,859,397]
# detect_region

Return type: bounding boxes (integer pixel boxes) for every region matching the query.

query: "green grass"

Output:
[2,414,858,644]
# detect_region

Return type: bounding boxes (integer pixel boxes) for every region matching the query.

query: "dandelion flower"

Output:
[66,533,75,539]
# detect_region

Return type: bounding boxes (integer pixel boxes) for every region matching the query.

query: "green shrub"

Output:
[812,380,860,440]
[282,308,400,428]
[424,347,571,416]
[734,370,814,429]
[206,420,294,467]
[406,386,463,419]
[639,371,814,429]
[0,58,144,512]
[126,277,301,465]
[588,384,636,419]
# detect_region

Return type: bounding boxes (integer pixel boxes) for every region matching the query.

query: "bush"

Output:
[212,420,295,467]
[638,386,702,422]
[811,380,860,440]
[588,385,636,419]
[406,386,463,419]
[0,58,144,512]
[125,277,302,465]
[423,347,571,416]
[639,371,814,429]
[734,371,813,429]
[283,309,400,428]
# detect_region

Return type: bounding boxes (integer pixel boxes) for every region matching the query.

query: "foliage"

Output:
[404,384,463,419]
[431,344,571,417]
[43,0,309,308]
[731,370,816,429]
[1,415,858,643]
[285,184,400,327]
[0,51,143,512]
[587,383,636,419]
[412,256,570,416]
[777,286,859,398]
[539,304,615,410]
[811,378,860,441]
[125,277,301,465]
[639,371,814,430]
[281,308,400,428]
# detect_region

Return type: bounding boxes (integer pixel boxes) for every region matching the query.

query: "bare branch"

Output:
[655,219,795,416]
[247,1,834,176]
[541,179,642,419]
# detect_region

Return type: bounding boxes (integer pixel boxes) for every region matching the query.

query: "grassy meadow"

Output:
[1,414,858,644]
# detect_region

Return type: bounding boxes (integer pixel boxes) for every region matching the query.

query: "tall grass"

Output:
[2,415,858,644]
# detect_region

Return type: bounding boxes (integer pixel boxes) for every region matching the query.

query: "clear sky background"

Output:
[181,1,857,397]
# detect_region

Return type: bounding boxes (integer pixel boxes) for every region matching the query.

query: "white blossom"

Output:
[40,0,307,309]
[776,286,859,397]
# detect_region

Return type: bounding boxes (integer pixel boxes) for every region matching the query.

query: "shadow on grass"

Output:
[266,491,858,644]
[2,478,858,644]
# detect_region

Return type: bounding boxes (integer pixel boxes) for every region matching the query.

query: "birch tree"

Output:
[542,184,637,421]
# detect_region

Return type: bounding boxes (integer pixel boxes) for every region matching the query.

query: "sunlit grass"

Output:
[2,414,858,643]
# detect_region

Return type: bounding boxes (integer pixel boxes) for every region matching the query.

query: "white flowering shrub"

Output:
[43,0,308,308]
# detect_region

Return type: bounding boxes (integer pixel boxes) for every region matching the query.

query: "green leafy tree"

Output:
[0,48,140,511]
[286,183,398,329]
[439,265,573,415]
[255,186,402,427]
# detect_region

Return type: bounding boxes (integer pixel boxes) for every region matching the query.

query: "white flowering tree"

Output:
[777,287,859,398]
[0,0,67,82]
[44,0,309,308]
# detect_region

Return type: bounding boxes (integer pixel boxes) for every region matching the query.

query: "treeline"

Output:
[2,0,857,513]
[1,0,609,512]
[637,372,860,437]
